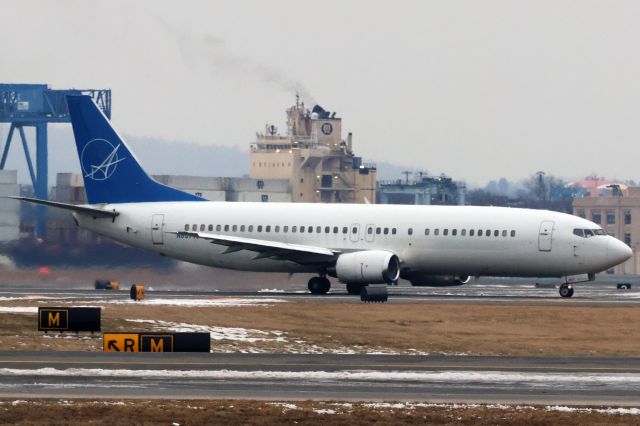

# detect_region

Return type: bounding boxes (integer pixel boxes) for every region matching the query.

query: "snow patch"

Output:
[127,319,287,343]
[0,307,38,314]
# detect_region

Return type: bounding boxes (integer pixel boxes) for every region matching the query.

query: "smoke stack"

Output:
[347,132,353,152]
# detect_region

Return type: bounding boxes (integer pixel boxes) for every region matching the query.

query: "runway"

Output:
[0,352,639,405]
[1,280,640,306]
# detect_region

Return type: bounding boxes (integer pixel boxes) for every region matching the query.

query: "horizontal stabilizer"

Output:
[8,196,119,218]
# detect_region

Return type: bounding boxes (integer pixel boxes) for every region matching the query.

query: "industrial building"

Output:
[250,97,376,204]
[0,170,19,242]
[573,186,640,275]
[377,172,465,205]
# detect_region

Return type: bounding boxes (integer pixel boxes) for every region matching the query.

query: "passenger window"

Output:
[573,229,585,237]
[200,224,205,231]
[342,227,348,234]
[223,225,228,232]
[284,226,288,233]
[292,226,297,232]
[208,225,213,231]
[257,225,262,232]
[443,229,449,236]
[452,229,457,236]
[408,228,413,235]
[367,227,373,235]
[510,230,516,237]
[469,229,474,236]
[502,230,507,237]
[232,225,237,232]
[333,226,338,233]
[494,230,499,237]
[352,226,358,234]
[317,226,322,233]
[478,230,482,236]
[275,225,280,233]
[216,224,221,232]
[486,229,491,237]
[308,226,313,233]
[266,225,271,232]
[461,229,466,236]
[325,226,330,233]
[184,224,189,231]
[392,228,397,235]
[384,228,389,235]
[425,228,430,236]
[192,224,197,231]
[240,225,246,232]
[300,226,305,233]
[248,225,254,232]
[376,227,381,235]
[434,229,439,236]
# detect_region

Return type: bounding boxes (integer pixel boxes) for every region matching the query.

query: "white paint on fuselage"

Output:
[75,202,626,278]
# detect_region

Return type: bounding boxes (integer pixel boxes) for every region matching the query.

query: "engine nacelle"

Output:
[407,275,472,287]
[335,250,400,285]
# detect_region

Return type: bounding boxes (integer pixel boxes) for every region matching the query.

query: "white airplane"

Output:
[11,96,632,300]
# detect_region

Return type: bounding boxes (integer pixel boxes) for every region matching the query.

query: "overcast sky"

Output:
[1,1,639,185]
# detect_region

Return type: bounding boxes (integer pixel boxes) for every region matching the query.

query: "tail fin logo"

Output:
[80,139,126,181]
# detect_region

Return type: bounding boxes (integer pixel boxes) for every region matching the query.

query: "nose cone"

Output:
[608,238,633,266]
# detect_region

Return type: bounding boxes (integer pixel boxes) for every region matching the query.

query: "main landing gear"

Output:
[559,284,574,298]
[308,276,331,295]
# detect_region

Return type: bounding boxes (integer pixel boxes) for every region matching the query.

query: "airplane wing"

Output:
[7,196,119,218]
[174,231,339,264]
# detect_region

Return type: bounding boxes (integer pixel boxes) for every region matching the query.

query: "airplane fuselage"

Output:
[75,202,624,279]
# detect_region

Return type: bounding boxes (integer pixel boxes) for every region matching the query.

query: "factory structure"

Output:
[249,97,376,204]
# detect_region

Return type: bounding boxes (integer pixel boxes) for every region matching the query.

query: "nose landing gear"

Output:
[559,284,574,298]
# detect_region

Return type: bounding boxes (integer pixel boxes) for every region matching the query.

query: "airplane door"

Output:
[350,223,360,243]
[151,214,164,245]
[365,224,375,242]
[538,220,554,252]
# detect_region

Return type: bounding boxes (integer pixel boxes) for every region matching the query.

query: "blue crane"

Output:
[0,84,111,237]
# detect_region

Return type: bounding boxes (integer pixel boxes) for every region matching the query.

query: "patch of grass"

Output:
[2,300,640,356]
[1,400,638,426]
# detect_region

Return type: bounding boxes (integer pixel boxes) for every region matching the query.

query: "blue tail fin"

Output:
[67,95,205,204]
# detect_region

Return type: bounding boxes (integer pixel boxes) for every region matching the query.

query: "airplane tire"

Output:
[559,285,574,298]
[308,277,330,295]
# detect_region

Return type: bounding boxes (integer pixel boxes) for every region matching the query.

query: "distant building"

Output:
[573,186,640,275]
[0,170,19,242]
[250,97,376,203]
[377,172,465,205]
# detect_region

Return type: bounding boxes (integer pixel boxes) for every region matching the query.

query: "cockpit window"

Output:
[574,228,605,238]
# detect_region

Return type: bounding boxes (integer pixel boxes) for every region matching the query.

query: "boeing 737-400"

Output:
[10,96,632,300]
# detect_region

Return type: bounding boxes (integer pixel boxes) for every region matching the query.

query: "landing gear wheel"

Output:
[559,284,574,298]
[308,277,331,295]
[346,283,364,295]
[360,285,388,303]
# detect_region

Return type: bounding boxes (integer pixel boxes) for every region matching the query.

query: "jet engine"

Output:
[406,275,472,287]
[335,250,400,284]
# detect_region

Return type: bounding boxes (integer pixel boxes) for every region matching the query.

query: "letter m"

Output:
[48,312,60,327]
[150,338,164,352]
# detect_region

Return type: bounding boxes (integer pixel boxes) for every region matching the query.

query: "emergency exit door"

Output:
[538,220,554,252]
[151,214,164,245]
